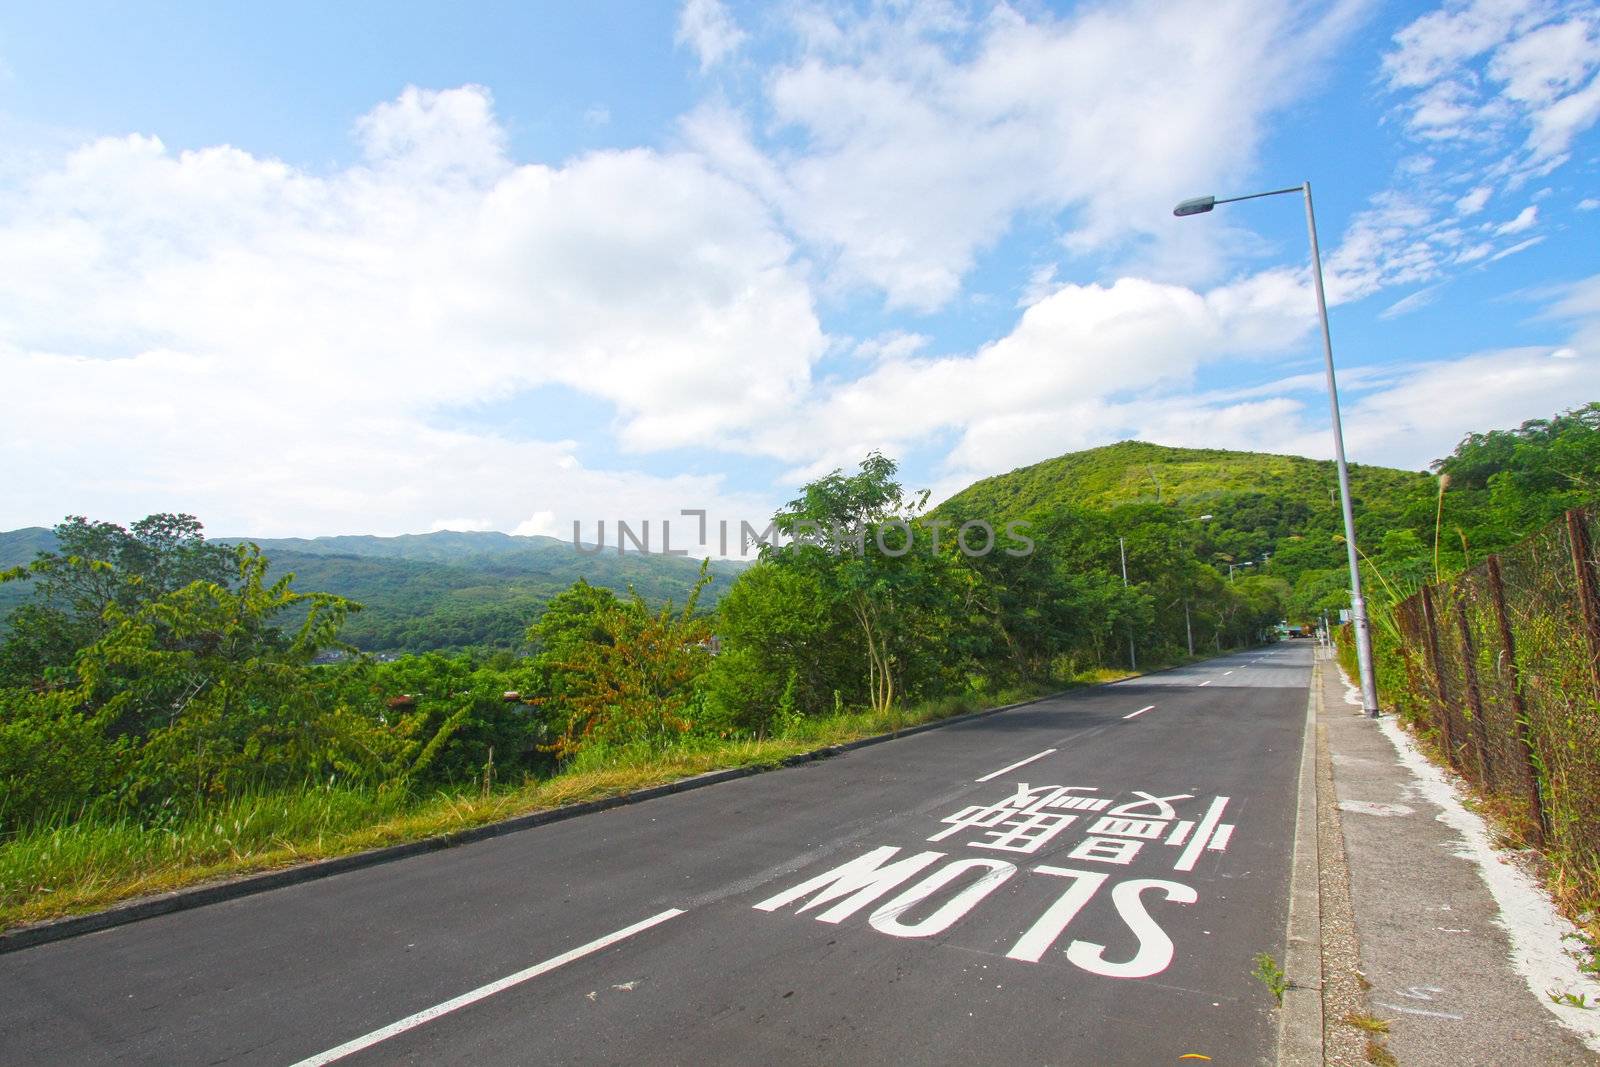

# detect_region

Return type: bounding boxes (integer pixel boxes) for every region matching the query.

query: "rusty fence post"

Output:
[1419,584,1458,770]
[1486,554,1547,846]
[1567,508,1600,696]
[1452,585,1491,786]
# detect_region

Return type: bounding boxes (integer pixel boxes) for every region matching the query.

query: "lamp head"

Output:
[1173,196,1216,217]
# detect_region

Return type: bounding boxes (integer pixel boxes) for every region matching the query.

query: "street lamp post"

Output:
[1174,181,1381,717]
[1119,536,1137,671]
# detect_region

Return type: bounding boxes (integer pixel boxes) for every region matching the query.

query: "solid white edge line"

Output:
[974,748,1058,782]
[289,908,686,1067]
[1122,705,1157,720]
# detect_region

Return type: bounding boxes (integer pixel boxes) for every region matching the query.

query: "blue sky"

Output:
[2,0,1597,547]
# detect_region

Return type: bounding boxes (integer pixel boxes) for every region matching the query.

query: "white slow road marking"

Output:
[975,749,1058,782]
[1122,705,1157,720]
[289,909,685,1067]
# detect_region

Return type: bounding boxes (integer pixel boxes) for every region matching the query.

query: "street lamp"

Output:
[1174,181,1381,718]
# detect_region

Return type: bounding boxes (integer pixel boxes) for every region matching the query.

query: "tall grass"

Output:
[1,677,1083,931]
[0,656,1226,932]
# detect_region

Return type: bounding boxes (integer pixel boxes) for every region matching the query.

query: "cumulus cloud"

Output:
[1,86,812,537]
[754,266,1321,490]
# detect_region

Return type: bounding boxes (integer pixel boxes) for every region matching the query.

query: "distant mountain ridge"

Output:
[229,530,572,564]
[1,527,745,654]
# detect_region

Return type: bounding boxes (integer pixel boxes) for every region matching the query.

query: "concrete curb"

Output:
[0,688,1068,956]
[1277,653,1325,1065]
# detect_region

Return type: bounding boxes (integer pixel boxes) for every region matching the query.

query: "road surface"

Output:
[0,643,1313,1066]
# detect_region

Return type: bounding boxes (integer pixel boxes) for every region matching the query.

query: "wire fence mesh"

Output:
[1352,505,1600,905]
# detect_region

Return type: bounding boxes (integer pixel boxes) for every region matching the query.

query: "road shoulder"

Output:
[1320,653,1600,1064]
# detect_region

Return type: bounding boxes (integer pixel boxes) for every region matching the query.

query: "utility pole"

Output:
[1120,536,1136,671]
[1184,599,1194,657]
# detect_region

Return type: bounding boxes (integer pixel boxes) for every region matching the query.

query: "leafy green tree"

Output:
[763,453,961,714]
[704,562,858,731]
[0,514,236,686]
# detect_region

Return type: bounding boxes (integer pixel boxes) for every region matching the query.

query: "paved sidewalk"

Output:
[1319,651,1597,1065]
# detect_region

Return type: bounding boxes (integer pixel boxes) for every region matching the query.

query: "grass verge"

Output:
[1,680,1075,933]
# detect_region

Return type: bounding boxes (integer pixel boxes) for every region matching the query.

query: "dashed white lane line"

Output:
[975,748,1058,782]
[1122,705,1157,720]
[289,909,686,1066]
[1223,670,1234,676]
[1198,680,1212,687]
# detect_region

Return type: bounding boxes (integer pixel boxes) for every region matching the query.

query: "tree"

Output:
[0,514,236,687]
[762,453,959,714]
[704,562,858,731]
[541,566,715,759]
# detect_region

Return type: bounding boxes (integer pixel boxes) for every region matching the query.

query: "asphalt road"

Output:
[0,643,1314,1066]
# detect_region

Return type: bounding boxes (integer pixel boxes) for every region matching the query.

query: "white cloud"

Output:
[676,0,747,72]
[1380,285,1443,319]
[1579,197,1600,209]
[1385,1,1600,171]
[1488,235,1545,260]
[512,511,559,537]
[430,518,494,532]
[689,0,1368,311]
[1288,345,1596,468]
[1456,185,1492,213]
[758,266,1320,488]
[1494,204,1539,233]
[1,86,813,539]
[906,271,1600,497]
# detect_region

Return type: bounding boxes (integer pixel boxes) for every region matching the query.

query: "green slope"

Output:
[938,440,1430,520]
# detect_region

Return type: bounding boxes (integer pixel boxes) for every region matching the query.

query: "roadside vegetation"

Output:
[1334,402,1600,967]
[2,403,1595,930]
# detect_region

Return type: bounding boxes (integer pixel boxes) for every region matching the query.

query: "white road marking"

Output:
[1122,705,1157,720]
[1198,680,1212,687]
[1223,670,1233,676]
[1377,1001,1465,1021]
[288,909,685,1066]
[1174,797,1231,872]
[974,749,1057,782]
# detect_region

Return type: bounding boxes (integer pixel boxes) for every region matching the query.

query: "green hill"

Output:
[936,441,1438,605]
[938,440,1430,520]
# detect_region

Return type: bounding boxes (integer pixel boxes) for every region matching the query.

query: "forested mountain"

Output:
[0,527,743,653]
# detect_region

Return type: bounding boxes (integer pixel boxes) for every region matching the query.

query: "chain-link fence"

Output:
[1351,506,1600,905]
